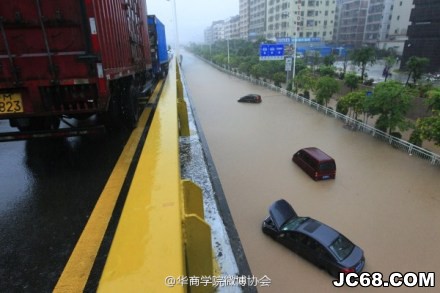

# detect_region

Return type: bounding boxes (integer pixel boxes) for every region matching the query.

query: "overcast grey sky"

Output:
[147,0,239,46]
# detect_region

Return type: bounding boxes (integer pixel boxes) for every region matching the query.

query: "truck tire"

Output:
[100,95,121,129]
[122,83,140,128]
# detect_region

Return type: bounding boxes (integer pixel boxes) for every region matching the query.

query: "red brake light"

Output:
[341,267,355,274]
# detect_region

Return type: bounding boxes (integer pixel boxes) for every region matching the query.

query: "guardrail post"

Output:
[177,62,190,137]
[181,180,215,293]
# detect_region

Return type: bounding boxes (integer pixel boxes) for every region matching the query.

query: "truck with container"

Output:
[147,15,169,79]
[0,0,168,140]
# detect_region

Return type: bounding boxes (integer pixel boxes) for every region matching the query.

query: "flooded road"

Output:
[181,52,440,292]
[0,121,130,292]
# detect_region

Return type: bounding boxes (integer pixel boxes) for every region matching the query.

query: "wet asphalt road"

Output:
[0,121,131,292]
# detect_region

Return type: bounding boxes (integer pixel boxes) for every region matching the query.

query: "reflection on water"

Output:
[0,127,130,292]
[182,52,440,292]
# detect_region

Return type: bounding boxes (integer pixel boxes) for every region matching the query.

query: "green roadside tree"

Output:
[366,81,415,133]
[416,111,440,145]
[350,47,376,82]
[426,87,440,111]
[338,90,366,120]
[238,62,252,75]
[405,56,429,86]
[315,76,340,107]
[323,54,336,66]
[318,65,336,77]
[250,63,265,79]
[294,68,315,94]
[273,72,285,87]
[383,55,397,81]
[411,88,440,146]
[344,72,359,92]
[308,51,321,73]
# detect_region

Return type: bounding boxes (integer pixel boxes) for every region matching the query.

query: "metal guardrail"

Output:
[202,58,440,167]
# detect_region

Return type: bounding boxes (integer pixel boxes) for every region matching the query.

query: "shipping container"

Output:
[148,15,169,78]
[0,0,155,137]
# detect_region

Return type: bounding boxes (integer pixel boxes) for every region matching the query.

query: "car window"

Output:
[302,153,316,168]
[316,245,334,260]
[329,235,355,261]
[305,237,319,250]
[319,161,335,171]
[281,217,309,231]
[290,232,307,243]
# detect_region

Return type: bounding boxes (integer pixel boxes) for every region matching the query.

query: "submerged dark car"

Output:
[237,94,262,103]
[262,199,365,277]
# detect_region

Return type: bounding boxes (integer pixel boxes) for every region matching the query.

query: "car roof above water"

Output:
[300,147,334,162]
[296,218,340,247]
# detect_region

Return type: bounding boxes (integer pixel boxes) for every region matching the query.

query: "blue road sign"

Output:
[259,44,284,61]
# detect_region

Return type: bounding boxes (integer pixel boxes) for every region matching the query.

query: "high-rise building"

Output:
[266,0,337,42]
[402,0,440,72]
[333,0,369,47]
[249,0,267,40]
[364,0,394,46]
[204,20,226,44]
[334,0,412,51]
[225,16,241,40]
[377,0,413,55]
[239,0,250,39]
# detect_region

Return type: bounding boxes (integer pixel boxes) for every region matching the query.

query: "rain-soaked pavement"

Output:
[0,121,130,292]
[181,52,440,292]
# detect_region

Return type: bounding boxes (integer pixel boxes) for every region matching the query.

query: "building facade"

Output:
[225,16,241,40]
[402,0,440,72]
[266,0,337,42]
[239,0,250,39]
[364,0,394,46]
[377,0,413,55]
[334,0,412,52]
[333,0,369,47]
[248,0,267,40]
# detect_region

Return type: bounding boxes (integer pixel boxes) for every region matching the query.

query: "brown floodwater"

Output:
[181,52,440,292]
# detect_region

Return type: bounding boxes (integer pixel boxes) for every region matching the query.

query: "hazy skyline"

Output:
[147,0,239,46]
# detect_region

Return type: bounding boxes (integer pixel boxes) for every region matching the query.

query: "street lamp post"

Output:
[292,1,302,90]
[166,0,179,61]
[227,38,230,70]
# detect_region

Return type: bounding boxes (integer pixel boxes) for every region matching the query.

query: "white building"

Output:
[364,0,394,46]
[333,0,369,47]
[224,16,241,40]
[377,0,413,55]
[333,0,413,52]
[239,0,250,39]
[204,20,225,44]
[249,0,267,40]
[266,0,337,42]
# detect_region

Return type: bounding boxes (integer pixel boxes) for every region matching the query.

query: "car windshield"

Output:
[281,217,309,231]
[319,162,335,171]
[329,235,355,261]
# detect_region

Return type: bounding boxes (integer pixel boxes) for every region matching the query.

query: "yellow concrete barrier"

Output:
[182,180,205,218]
[177,63,190,137]
[98,59,214,292]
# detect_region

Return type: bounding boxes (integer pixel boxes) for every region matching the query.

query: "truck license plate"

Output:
[0,93,24,114]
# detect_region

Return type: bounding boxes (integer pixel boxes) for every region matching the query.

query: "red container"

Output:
[0,0,153,132]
